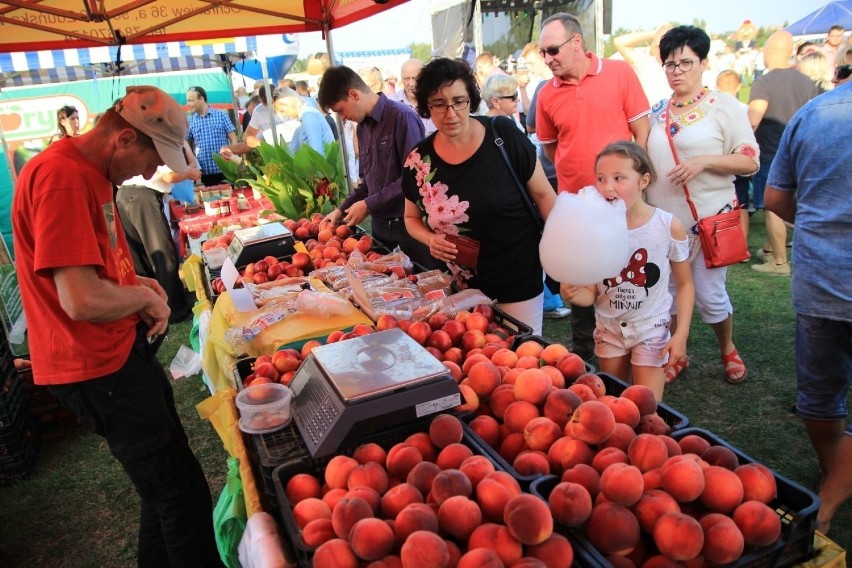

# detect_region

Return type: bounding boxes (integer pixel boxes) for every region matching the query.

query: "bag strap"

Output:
[664,106,700,223]
[490,116,545,232]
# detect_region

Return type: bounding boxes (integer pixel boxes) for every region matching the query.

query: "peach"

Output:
[598,422,636,453]
[700,465,744,514]
[514,369,552,405]
[386,444,423,480]
[543,388,583,427]
[302,518,336,548]
[286,473,322,505]
[366,556,403,568]
[600,462,645,507]
[514,450,551,476]
[643,468,663,491]
[516,355,541,369]
[585,502,641,557]
[350,517,395,561]
[547,437,594,474]
[477,471,522,521]
[405,432,437,463]
[353,443,388,467]
[322,488,347,511]
[459,455,495,488]
[394,503,438,542]
[604,397,641,428]
[556,353,587,382]
[659,435,682,457]
[457,548,503,568]
[538,366,565,389]
[568,400,616,445]
[467,361,502,397]
[348,462,389,494]
[381,483,423,519]
[523,417,562,452]
[640,555,680,568]
[627,433,669,473]
[636,414,670,435]
[591,447,629,473]
[491,348,519,368]
[468,523,523,565]
[436,443,473,470]
[701,445,739,470]
[437,495,481,540]
[511,558,548,568]
[574,373,606,398]
[429,414,463,449]
[620,385,658,416]
[504,494,554,546]
[313,538,359,568]
[443,360,463,382]
[345,486,381,515]
[678,434,712,456]
[660,456,706,503]
[540,343,569,366]
[515,340,544,359]
[499,432,529,464]
[732,500,782,548]
[700,513,745,564]
[461,353,490,375]
[632,488,681,534]
[293,497,332,529]
[549,481,593,527]
[561,464,601,499]
[526,533,573,568]
[468,415,500,448]
[400,530,450,568]
[461,330,487,352]
[735,463,777,504]
[504,400,541,433]
[326,455,359,490]
[489,385,519,419]
[653,512,704,561]
[331,497,373,539]
[568,383,597,403]
[445,540,461,568]
[431,469,472,505]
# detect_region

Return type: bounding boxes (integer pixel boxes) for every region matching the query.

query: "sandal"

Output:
[722,348,748,384]
[665,356,689,384]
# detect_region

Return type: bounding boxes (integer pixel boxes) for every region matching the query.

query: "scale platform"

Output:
[289,328,460,457]
[227,222,295,267]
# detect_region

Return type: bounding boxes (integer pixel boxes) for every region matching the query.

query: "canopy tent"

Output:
[785,1,852,36]
[0,0,409,53]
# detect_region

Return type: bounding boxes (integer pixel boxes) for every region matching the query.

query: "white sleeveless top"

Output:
[595,208,688,322]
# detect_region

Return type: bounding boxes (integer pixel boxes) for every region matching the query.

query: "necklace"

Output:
[671,87,708,108]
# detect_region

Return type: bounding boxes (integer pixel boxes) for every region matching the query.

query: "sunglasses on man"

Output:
[835,65,852,82]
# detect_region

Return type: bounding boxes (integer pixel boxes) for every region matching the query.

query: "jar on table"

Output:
[219,199,230,216]
[237,194,249,211]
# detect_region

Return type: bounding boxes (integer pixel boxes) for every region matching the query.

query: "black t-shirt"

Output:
[750,68,817,161]
[401,116,543,303]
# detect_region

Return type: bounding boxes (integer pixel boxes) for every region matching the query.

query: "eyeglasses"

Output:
[834,65,852,81]
[428,99,470,115]
[539,37,574,58]
[663,59,697,74]
[497,94,518,102]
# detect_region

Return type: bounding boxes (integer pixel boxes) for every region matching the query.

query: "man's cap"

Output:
[115,86,189,173]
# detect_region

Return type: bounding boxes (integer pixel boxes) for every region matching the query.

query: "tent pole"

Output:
[325,27,354,191]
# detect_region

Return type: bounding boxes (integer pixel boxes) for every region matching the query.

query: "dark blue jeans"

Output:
[50,327,223,568]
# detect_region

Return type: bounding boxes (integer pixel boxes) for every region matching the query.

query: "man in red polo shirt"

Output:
[536,12,650,360]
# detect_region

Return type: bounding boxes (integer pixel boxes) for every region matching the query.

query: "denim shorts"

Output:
[750,159,772,211]
[794,313,852,432]
[593,315,672,368]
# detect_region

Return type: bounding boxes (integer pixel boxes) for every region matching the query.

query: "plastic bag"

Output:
[295,289,354,318]
[214,457,247,568]
[539,187,630,286]
[440,289,494,315]
[169,344,202,379]
[237,512,286,568]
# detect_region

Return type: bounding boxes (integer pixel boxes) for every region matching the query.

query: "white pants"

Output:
[670,245,732,324]
[498,292,544,336]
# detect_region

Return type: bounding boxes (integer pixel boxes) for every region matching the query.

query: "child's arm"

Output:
[661,218,695,365]
[560,283,597,307]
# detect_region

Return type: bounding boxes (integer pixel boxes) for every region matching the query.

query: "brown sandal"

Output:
[723,348,747,384]
[665,356,689,384]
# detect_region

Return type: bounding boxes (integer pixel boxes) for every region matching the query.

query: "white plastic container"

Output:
[236,383,293,434]
[203,247,228,269]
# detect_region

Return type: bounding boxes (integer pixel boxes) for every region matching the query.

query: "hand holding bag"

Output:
[665,107,750,269]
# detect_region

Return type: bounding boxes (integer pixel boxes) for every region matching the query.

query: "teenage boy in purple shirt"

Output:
[318,66,437,269]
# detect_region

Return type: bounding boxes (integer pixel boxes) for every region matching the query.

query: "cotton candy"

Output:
[540,186,630,286]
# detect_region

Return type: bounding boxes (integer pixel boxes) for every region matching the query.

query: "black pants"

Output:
[569,303,596,361]
[115,185,191,323]
[49,328,223,568]
[201,173,227,187]
[371,216,442,271]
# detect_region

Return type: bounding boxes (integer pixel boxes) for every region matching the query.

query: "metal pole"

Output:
[325,27,355,191]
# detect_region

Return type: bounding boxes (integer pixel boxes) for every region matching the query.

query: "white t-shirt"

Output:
[122,165,173,194]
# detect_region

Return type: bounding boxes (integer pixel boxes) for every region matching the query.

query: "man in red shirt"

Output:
[536,12,650,360]
[12,86,222,567]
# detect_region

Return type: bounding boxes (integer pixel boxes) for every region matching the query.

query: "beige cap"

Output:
[115,86,189,173]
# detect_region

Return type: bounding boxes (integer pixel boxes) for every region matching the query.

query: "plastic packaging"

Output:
[294,289,354,318]
[203,247,228,269]
[235,383,293,433]
[440,288,494,315]
[168,344,202,379]
[539,186,630,286]
[237,512,287,568]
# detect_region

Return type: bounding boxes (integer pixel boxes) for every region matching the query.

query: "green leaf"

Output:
[212,154,241,184]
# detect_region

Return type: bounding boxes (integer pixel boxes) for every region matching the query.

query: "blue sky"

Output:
[295,0,824,56]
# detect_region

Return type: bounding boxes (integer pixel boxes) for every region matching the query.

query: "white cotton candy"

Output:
[540,186,630,286]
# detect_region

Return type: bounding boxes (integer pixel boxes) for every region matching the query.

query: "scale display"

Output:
[227,222,295,266]
[290,329,461,457]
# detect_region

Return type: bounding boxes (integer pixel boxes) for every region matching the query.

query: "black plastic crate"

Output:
[0,434,37,487]
[271,415,501,568]
[489,307,533,348]
[0,368,23,429]
[0,401,35,460]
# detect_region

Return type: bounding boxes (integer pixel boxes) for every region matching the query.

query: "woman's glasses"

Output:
[497,94,518,102]
[663,59,696,74]
[834,65,852,82]
[428,99,470,115]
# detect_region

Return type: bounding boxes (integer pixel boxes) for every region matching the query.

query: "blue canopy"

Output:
[785,1,852,36]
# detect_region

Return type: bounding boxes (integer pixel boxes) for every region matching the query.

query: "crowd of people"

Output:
[16,12,850,564]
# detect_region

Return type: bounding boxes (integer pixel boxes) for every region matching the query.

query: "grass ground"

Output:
[0,211,848,566]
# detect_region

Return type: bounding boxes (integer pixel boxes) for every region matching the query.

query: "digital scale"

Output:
[289,328,461,457]
[227,222,296,267]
